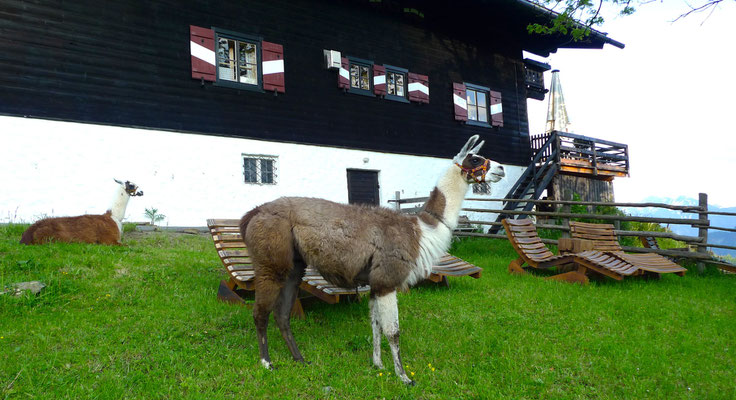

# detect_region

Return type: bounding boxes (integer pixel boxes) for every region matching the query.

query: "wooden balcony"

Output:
[530,131,629,181]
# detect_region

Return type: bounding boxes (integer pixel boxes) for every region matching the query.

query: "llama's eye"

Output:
[472,157,481,165]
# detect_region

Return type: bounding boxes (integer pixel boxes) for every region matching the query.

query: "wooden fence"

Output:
[389,192,735,272]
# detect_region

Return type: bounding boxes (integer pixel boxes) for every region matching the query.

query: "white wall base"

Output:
[0,116,524,227]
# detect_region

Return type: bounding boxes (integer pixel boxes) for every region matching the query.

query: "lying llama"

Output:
[240,135,504,385]
[20,180,143,245]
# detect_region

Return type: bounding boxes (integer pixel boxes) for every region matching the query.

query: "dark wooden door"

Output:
[347,169,379,206]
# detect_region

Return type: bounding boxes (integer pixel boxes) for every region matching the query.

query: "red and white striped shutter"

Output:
[338,57,350,89]
[189,25,216,82]
[490,90,503,127]
[452,83,468,121]
[262,41,285,93]
[407,73,429,103]
[373,65,386,96]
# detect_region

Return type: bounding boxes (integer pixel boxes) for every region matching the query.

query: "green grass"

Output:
[1,225,735,399]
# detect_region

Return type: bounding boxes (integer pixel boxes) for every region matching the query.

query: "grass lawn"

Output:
[1,224,735,399]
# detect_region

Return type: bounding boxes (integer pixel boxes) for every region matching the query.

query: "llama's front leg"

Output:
[369,298,384,369]
[375,291,414,385]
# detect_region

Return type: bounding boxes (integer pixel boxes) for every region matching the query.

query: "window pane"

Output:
[360,66,370,90]
[478,106,488,122]
[350,64,359,88]
[468,105,477,121]
[244,158,258,183]
[218,38,236,81]
[477,92,487,107]
[395,74,404,97]
[260,159,273,184]
[466,89,476,105]
[238,42,258,85]
[387,72,396,95]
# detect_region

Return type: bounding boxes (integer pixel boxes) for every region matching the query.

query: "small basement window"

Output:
[465,83,491,127]
[348,57,373,96]
[385,65,408,103]
[216,29,261,90]
[243,155,277,185]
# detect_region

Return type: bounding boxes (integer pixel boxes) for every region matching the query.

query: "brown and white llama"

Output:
[20,180,143,245]
[240,135,504,385]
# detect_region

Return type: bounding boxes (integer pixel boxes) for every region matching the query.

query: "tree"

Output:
[144,207,166,226]
[527,0,731,40]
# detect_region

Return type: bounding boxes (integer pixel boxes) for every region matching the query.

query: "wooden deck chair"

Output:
[502,218,631,283]
[207,218,482,313]
[569,221,687,277]
[207,219,370,318]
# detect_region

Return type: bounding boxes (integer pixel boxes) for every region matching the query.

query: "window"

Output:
[472,182,492,195]
[465,83,490,125]
[243,155,278,185]
[215,29,262,90]
[347,57,374,96]
[384,65,408,103]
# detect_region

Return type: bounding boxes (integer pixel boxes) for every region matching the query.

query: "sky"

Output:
[524,0,736,207]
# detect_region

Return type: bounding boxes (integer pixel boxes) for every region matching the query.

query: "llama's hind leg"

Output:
[370,298,384,369]
[253,276,282,370]
[273,261,307,363]
[374,290,414,385]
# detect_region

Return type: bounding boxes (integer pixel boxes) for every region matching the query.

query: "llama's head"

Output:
[453,135,505,184]
[114,179,144,197]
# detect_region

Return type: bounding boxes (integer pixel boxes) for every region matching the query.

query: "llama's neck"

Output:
[406,163,470,287]
[108,187,131,233]
[426,163,470,230]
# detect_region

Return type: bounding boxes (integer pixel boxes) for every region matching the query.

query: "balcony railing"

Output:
[530,130,629,179]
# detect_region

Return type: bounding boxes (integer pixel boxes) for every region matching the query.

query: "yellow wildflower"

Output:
[411,372,415,376]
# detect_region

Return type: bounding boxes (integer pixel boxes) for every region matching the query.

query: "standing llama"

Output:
[240,135,504,385]
[20,180,143,245]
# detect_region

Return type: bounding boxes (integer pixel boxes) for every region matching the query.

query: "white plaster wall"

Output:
[0,116,524,227]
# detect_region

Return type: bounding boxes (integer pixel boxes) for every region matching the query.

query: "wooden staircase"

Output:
[489,131,629,234]
[488,134,558,233]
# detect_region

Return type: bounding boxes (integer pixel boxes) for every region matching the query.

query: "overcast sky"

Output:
[525,1,736,207]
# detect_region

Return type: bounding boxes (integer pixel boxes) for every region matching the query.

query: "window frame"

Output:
[213,28,263,92]
[464,82,492,128]
[242,154,278,185]
[347,56,375,97]
[383,64,410,103]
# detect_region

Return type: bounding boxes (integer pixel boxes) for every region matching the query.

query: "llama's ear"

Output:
[469,140,485,155]
[453,135,479,163]
[114,179,123,185]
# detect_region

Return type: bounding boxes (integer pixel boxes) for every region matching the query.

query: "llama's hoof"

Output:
[373,361,385,370]
[295,359,311,366]
[260,359,274,370]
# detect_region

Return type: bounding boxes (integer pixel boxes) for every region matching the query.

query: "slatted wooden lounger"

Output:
[569,221,687,277]
[207,218,483,315]
[502,218,633,283]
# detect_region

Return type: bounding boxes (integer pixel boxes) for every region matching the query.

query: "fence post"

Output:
[394,191,401,212]
[697,192,709,273]
[560,203,570,238]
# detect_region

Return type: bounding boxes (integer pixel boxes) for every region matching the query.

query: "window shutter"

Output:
[189,25,216,82]
[452,83,468,121]
[262,41,285,93]
[338,57,350,89]
[407,73,429,103]
[490,90,503,127]
[373,65,386,96]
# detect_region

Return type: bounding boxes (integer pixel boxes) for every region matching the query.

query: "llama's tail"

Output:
[239,207,261,241]
[19,224,37,245]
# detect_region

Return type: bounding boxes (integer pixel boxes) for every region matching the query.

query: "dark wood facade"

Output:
[0,0,618,166]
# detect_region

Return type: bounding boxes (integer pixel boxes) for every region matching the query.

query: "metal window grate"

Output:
[472,182,491,195]
[243,155,278,185]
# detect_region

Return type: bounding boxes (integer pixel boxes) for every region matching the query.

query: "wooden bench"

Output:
[570,221,687,277]
[207,218,482,315]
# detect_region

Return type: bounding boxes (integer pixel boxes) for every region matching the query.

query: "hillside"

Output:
[625,196,736,257]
